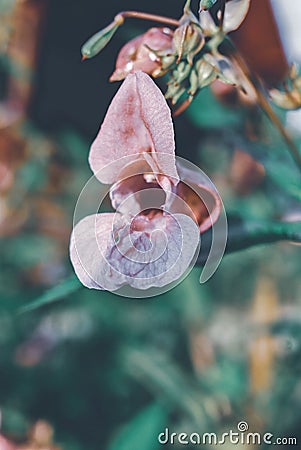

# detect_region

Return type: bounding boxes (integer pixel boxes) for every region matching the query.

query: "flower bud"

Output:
[81,15,124,60]
[173,18,204,64]
[199,0,218,11]
[110,27,174,81]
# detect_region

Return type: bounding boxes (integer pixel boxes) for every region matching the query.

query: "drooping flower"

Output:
[110,27,174,81]
[70,71,221,292]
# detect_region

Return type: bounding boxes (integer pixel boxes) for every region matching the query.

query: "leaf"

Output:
[264,158,301,201]
[123,349,205,423]
[107,402,167,450]
[19,275,82,313]
[186,86,242,129]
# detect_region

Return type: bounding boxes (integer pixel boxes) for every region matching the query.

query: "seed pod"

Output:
[173,61,192,84]
[173,1,205,64]
[196,57,217,88]
[173,20,204,64]
[81,15,124,60]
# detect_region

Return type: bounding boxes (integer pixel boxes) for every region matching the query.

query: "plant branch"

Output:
[224,37,301,172]
[197,218,301,266]
[116,11,179,28]
[218,0,226,31]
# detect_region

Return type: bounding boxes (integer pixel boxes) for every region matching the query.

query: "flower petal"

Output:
[70,213,116,290]
[174,159,222,232]
[116,212,200,290]
[110,27,173,81]
[199,10,217,35]
[89,71,178,185]
[223,0,250,33]
[70,211,199,291]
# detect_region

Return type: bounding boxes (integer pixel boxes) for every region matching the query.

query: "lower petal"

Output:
[70,211,199,292]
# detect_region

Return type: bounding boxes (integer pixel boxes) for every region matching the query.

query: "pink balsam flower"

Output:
[70,71,221,291]
[110,27,174,81]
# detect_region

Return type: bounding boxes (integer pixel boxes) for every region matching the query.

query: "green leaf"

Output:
[19,275,82,313]
[186,86,242,129]
[123,349,205,424]
[107,402,167,450]
[264,158,301,201]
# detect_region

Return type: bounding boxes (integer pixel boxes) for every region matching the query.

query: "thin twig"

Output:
[116,11,179,28]
[218,0,226,30]
[224,37,301,172]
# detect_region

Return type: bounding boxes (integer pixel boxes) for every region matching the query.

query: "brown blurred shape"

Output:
[230,149,265,195]
[0,0,47,126]
[6,0,47,110]
[0,421,61,450]
[249,277,279,394]
[232,0,289,86]
[17,421,61,450]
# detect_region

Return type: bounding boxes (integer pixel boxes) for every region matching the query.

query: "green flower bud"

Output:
[196,57,217,87]
[188,68,199,96]
[199,0,218,11]
[173,21,204,64]
[81,15,124,60]
[174,61,192,84]
[165,80,186,104]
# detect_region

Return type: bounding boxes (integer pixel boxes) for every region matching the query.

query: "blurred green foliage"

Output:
[0,1,301,449]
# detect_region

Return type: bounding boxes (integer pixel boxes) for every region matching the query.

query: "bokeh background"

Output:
[0,1,301,449]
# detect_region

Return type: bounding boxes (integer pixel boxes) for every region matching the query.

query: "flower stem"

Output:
[115,11,179,28]
[218,0,226,31]
[197,219,301,266]
[224,37,301,173]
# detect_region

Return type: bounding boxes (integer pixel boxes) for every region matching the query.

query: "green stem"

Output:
[197,219,301,266]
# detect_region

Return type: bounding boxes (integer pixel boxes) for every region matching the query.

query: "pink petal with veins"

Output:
[89,71,178,186]
[70,211,199,291]
[70,213,116,290]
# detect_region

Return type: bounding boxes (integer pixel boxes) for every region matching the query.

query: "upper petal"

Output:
[89,71,178,185]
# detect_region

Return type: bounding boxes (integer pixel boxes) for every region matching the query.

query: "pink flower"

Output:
[70,71,221,292]
[110,27,174,81]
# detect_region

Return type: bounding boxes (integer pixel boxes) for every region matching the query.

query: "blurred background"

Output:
[0,0,301,449]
